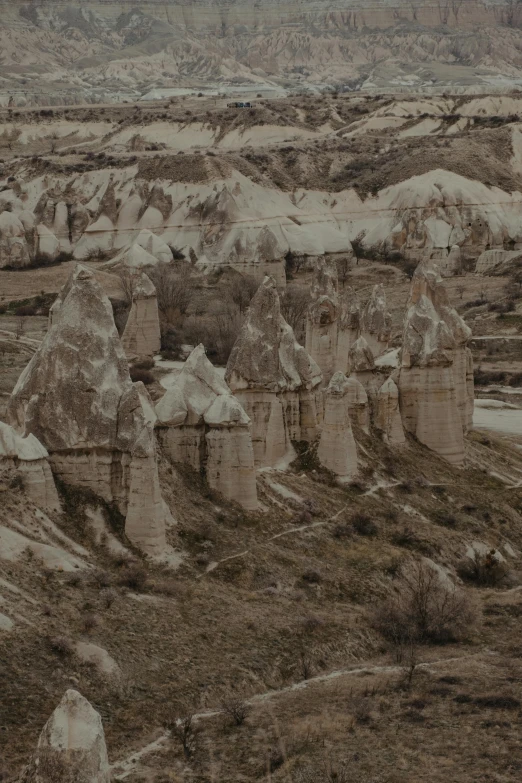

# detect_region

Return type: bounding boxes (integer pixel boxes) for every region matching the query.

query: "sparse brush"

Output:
[352,513,378,537]
[457,550,510,586]
[372,560,478,645]
[82,613,98,633]
[49,635,74,657]
[99,587,118,609]
[119,564,148,591]
[221,696,250,726]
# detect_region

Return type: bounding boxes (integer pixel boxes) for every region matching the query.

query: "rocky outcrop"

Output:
[22,689,110,783]
[360,284,392,358]
[344,376,370,434]
[409,258,473,431]
[348,336,378,395]
[375,377,406,445]
[317,372,358,480]
[0,210,31,269]
[336,287,360,374]
[7,264,169,556]
[201,225,286,286]
[135,229,173,263]
[305,258,340,383]
[156,345,257,510]
[0,422,60,510]
[226,276,322,467]
[398,260,469,464]
[121,272,161,360]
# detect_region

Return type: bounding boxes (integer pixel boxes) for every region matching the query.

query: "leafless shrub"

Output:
[148,264,194,324]
[90,569,112,589]
[280,283,309,341]
[49,635,74,657]
[82,612,98,633]
[221,696,250,726]
[372,560,478,645]
[129,367,154,385]
[297,649,315,680]
[165,712,198,759]
[100,587,118,609]
[118,564,148,591]
[224,274,259,315]
[457,550,510,586]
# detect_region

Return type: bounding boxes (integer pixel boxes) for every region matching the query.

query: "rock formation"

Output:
[317,372,358,480]
[348,336,378,395]
[398,259,471,464]
[360,284,392,358]
[22,689,110,783]
[225,276,322,467]
[336,287,360,375]
[305,258,340,383]
[408,258,474,431]
[344,376,370,434]
[375,377,406,445]
[156,345,257,510]
[7,264,169,557]
[121,272,161,360]
[0,421,60,510]
[0,210,31,269]
[135,229,173,263]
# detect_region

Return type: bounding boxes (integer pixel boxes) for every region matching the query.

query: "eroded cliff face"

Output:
[2,0,522,103]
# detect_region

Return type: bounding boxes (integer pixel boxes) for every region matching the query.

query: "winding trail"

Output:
[111,649,489,780]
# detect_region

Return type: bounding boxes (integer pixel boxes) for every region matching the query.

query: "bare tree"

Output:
[225,274,259,315]
[14,316,25,340]
[336,254,353,288]
[457,283,465,300]
[148,264,194,325]
[280,284,310,341]
[221,696,250,726]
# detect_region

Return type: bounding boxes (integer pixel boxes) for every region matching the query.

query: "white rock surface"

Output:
[121,272,161,359]
[0,422,60,510]
[360,284,392,358]
[226,276,322,466]
[375,377,406,445]
[336,287,361,374]
[7,264,169,557]
[343,376,370,434]
[318,372,358,479]
[27,689,110,783]
[156,345,257,509]
[0,210,31,269]
[135,229,173,263]
[399,260,468,464]
[306,258,340,383]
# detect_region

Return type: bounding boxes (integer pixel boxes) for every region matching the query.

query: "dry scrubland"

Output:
[1,90,522,783]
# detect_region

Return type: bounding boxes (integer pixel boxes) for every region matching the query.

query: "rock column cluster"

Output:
[7,264,170,557]
[121,271,161,360]
[226,276,323,467]
[156,345,258,510]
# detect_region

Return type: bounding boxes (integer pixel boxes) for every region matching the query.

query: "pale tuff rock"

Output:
[399,274,465,464]
[440,245,461,276]
[475,248,522,275]
[156,345,257,510]
[360,284,392,358]
[317,372,358,480]
[0,210,31,269]
[375,377,406,445]
[0,421,60,510]
[202,225,286,286]
[348,336,379,397]
[408,258,473,432]
[336,287,360,374]
[343,376,370,434]
[7,264,168,556]
[121,272,161,359]
[305,258,340,383]
[226,276,322,467]
[135,229,173,263]
[36,224,60,261]
[24,689,110,783]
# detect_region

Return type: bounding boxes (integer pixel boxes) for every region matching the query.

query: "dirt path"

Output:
[111,649,488,780]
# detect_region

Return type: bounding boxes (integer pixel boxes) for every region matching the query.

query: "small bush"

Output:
[372,560,478,645]
[132,357,155,371]
[129,367,154,385]
[301,569,322,584]
[457,550,510,586]
[49,636,74,657]
[352,513,378,537]
[119,564,148,591]
[15,305,37,316]
[221,697,250,726]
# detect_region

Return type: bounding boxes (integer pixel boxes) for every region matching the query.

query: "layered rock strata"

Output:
[0,421,60,510]
[360,284,392,358]
[121,272,161,360]
[226,276,322,467]
[317,372,358,480]
[22,689,110,783]
[375,377,406,445]
[7,264,169,556]
[156,345,257,510]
